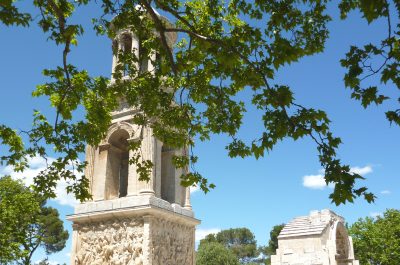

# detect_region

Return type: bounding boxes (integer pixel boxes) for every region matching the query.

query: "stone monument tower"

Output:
[67,14,199,265]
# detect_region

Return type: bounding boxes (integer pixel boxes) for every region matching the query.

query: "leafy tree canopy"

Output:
[0,176,40,263]
[196,242,240,265]
[349,208,400,265]
[1,0,399,205]
[260,224,285,264]
[201,228,258,263]
[0,176,69,265]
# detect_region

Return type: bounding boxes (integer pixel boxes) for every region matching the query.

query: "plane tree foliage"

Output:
[349,209,400,265]
[260,224,285,265]
[201,228,258,263]
[0,0,399,205]
[197,241,240,265]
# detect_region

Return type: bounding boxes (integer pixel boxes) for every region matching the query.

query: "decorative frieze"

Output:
[149,217,195,265]
[74,218,144,265]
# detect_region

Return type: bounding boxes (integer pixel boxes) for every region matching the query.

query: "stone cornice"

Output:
[67,195,200,227]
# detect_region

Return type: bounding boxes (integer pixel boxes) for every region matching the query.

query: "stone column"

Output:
[132,34,140,71]
[183,147,192,209]
[84,145,95,200]
[174,150,187,205]
[148,51,156,73]
[154,139,162,197]
[139,128,155,195]
[139,176,155,195]
[127,138,139,196]
[184,186,192,210]
[111,39,118,78]
[92,143,110,200]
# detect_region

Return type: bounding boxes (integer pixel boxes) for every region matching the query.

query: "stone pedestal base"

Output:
[67,196,199,265]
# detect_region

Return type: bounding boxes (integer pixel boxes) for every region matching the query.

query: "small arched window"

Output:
[120,34,132,76]
[139,39,148,73]
[121,33,132,53]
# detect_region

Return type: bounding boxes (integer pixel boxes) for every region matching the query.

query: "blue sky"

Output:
[0,2,399,264]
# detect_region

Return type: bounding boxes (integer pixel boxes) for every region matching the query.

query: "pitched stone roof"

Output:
[278,209,343,239]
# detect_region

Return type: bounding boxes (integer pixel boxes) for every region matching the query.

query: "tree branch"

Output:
[139,0,178,75]
[44,0,73,131]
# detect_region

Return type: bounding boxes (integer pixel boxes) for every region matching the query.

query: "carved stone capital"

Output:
[98,143,111,151]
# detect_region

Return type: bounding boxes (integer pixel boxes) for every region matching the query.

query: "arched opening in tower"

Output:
[335,223,350,264]
[121,33,132,76]
[139,39,149,73]
[161,145,175,203]
[107,129,130,199]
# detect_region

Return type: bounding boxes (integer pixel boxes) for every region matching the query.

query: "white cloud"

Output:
[0,156,78,207]
[190,184,199,193]
[54,179,79,207]
[381,190,391,195]
[303,174,326,190]
[302,165,373,190]
[195,228,221,242]
[370,212,382,218]
[350,166,373,175]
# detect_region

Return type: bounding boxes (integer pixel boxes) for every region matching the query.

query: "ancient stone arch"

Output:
[104,121,140,144]
[271,209,359,265]
[105,128,130,199]
[332,221,353,265]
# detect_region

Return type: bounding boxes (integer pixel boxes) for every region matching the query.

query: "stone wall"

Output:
[149,217,195,265]
[73,217,144,265]
[71,213,197,265]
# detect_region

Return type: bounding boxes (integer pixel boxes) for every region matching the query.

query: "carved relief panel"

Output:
[149,217,195,265]
[74,218,144,265]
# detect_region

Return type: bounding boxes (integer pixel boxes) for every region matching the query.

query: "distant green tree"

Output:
[0,176,41,263]
[19,204,69,265]
[37,258,67,265]
[349,209,400,265]
[37,259,51,265]
[37,259,49,265]
[201,228,258,263]
[197,242,240,265]
[260,224,285,265]
[0,176,69,265]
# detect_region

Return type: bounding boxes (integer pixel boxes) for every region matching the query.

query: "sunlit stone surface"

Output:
[271,209,359,265]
